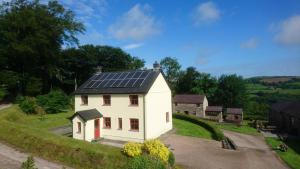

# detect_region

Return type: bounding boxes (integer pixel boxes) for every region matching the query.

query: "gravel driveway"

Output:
[162,133,289,169]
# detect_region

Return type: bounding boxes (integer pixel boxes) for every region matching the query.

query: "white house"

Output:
[71,63,172,142]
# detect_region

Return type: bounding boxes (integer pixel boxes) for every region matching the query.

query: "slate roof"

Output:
[226,108,243,115]
[271,101,300,118]
[74,69,160,94]
[205,106,223,112]
[173,94,206,104]
[71,109,103,122]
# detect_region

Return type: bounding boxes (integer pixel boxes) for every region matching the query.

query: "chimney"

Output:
[96,66,102,73]
[153,61,161,71]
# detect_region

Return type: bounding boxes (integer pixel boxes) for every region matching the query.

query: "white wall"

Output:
[74,94,145,142]
[145,73,172,139]
[72,116,84,140]
[203,96,208,117]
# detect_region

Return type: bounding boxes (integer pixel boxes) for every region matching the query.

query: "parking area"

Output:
[162,133,289,169]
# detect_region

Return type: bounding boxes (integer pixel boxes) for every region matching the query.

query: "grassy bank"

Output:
[211,121,259,136]
[0,105,129,169]
[265,137,300,169]
[173,118,213,139]
[173,113,224,141]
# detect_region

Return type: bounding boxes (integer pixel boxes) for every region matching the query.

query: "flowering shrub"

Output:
[123,142,143,157]
[143,139,170,163]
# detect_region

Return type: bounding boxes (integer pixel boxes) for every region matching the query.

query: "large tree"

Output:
[0,0,84,95]
[214,74,248,108]
[160,57,181,91]
[175,67,200,94]
[192,73,218,101]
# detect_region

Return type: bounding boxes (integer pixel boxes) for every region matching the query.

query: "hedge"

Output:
[173,113,224,141]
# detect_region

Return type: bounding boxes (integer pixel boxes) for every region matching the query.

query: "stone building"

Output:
[205,106,223,122]
[225,108,243,124]
[173,94,208,118]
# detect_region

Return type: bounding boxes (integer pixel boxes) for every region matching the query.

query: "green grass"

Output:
[173,118,213,139]
[211,121,260,136]
[0,105,129,169]
[265,137,300,169]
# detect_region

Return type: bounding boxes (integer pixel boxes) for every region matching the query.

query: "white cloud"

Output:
[240,38,258,49]
[123,43,143,50]
[108,4,160,41]
[193,2,220,25]
[272,15,300,46]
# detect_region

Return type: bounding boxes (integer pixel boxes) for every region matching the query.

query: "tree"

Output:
[0,0,84,94]
[192,73,217,101]
[175,67,200,94]
[160,57,181,91]
[214,74,248,108]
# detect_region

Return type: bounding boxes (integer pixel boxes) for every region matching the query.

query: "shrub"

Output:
[168,151,175,167]
[143,139,170,163]
[173,113,224,141]
[123,142,143,157]
[21,156,37,169]
[19,97,37,114]
[0,86,8,101]
[127,155,166,169]
[36,90,69,114]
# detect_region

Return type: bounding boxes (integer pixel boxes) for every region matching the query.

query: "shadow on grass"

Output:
[285,139,300,154]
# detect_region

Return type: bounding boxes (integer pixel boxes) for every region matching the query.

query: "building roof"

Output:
[206,106,223,112]
[226,108,243,115]
[173,94,206,104]
[71,109,103,122]
[74,69,161,94]
[271,101,300,118]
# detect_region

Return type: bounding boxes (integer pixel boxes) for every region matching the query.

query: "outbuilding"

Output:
[226,108,243,124]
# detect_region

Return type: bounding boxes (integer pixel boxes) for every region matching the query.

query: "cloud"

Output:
[123,43,143,50]
[272,15,300,46]
[193,2,220,25]
[108,4,160,41]
[240,38,258,49]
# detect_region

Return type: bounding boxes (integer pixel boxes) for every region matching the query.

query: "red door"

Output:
[94,119,100,139]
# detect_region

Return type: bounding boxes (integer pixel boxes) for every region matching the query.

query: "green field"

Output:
[173,118,213,139]
[0,105,128,169]
[265,137,300,169]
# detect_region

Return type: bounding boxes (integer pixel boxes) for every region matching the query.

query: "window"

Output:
[77,122,81,133]
[130,119,139,131]
[81,95,88,105]
[103,95,111,105]
[118,118,122,130]
[166,112,169,123]
[129,95,138,105]
[103,117,111,129]
[175,102,178,106]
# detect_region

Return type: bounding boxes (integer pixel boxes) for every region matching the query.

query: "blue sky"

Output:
[61,0,299,77]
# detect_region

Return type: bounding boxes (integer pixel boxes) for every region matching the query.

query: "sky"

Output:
[13,0,300,77]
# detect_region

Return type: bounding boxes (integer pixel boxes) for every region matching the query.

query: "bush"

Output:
[143,139,170,163]
[36,90,69,114]
[19,97,37,114]
[123,142,143,157]
[21,156,37,169]
[168,151,175,167]
[173,113,224,141]
[0,86,8,101]
[127,155,166,169]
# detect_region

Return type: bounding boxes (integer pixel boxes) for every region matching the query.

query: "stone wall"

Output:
[226,114,243,124]
[205,111,223,122]
[173,103,205,118]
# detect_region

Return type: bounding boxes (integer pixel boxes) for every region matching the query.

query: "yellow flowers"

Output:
[122,139,170,163]
[123,142,143,157]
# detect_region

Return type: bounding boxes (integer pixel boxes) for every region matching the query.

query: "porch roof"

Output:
[71,109,103,122]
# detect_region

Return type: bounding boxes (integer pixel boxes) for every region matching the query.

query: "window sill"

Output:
[81,104,88,106]
[102,104,111,106]
[117,128,122,130]
[129,105,139,107]
[103,127,111,129]
[129,129,139,132]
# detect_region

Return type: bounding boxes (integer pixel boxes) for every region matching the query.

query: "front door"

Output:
[94,119,100,139]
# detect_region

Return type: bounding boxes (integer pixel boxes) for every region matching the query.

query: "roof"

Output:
[271,101,300,118]
[206,106,223,112]
[74,69,161,94]
[226,108,243,115]
[173,94,206,104]
[71,109,103,122]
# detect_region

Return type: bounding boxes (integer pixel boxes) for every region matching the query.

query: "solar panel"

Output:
[133,79,144,87]
[133,71,142,78]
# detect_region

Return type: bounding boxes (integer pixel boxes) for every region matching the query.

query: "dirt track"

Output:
[163,132,289,169]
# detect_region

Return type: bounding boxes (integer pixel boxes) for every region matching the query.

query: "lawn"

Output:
[173,118,213,140]
[265,137,300,169]
[0,105,129,169]
[212,121,260,136]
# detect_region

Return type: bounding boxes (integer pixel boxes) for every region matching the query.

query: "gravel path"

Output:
[0,142,71,169]
[162,133,289,169]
